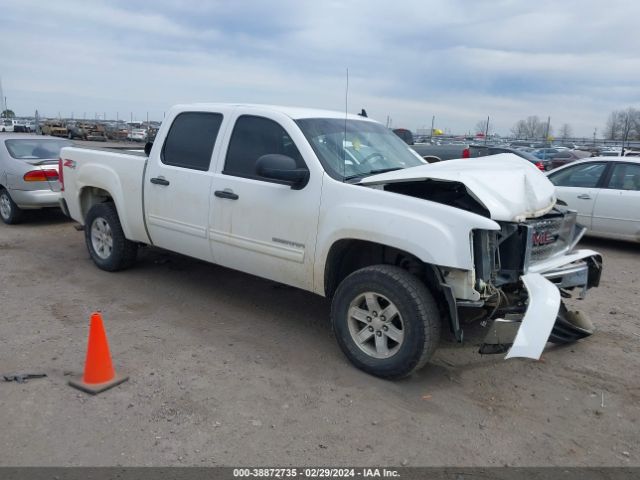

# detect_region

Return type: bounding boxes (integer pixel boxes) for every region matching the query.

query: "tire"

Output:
[0,188,24,224]
[549,303,594,344]
[84,202,138,271]
[331,265,441,379]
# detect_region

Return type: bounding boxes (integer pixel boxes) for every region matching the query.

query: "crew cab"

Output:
[59,103,602,379]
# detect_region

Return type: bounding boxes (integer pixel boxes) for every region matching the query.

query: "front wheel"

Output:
[84,202,138,271]
[331,265,441,379]
[0,188,24,224]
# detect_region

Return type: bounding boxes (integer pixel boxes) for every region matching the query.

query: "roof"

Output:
[574,156,640,164]
[176,103,375,122]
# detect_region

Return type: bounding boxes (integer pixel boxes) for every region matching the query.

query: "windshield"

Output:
[296,118,425,181]
[4,139,72,160]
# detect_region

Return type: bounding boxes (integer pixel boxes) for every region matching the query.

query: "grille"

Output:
[527,212,576,264]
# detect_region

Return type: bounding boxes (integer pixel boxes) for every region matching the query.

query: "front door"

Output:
[209,114,322,290]
[144,112,223,261]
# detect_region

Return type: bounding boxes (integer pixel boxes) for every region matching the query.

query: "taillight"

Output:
[23,169,59,182]
[462,148,470,158]
[535,161,545,171]
[58,158,64,191]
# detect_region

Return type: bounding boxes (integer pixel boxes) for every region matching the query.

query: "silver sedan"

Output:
[0,134,72,224]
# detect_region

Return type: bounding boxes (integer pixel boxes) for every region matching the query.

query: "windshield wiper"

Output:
[344,167,403,181]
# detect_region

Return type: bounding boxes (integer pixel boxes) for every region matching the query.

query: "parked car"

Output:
[392,128,414,145]
[547,150,586,170]
[0,134,72,224]
[59,103,602,379]
[127,128,147,142]
[410,142,470,162]
[532,147,561,160]
[1,119,16,132]
[547,157,640,241]
[468,145,550,170]
[41,121,68,138]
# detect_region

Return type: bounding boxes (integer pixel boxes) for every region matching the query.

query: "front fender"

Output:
[314,179,500,294]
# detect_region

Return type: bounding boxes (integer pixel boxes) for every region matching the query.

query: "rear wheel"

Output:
[331,265,441,379]
[0,188,24,224]
[84,202,137,271]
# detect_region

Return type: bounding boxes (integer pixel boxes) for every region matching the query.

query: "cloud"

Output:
[0,0,639,135]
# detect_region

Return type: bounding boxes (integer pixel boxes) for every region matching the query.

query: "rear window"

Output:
[4,139,72,160]
[161,112,223,171]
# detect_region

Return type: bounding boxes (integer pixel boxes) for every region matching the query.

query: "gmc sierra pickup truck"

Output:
[59,103,602,379]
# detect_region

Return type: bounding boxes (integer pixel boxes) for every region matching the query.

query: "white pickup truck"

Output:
[59,103,603,379]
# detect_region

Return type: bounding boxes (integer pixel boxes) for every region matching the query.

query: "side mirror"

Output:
[144,141,153,156]
[256,154,309,190]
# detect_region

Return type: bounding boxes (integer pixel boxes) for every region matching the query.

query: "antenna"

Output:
[343,68,349,180]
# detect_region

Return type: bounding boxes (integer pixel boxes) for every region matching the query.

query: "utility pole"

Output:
[484,115,490,145]
[430,115,435,143]
[545,116,551,144]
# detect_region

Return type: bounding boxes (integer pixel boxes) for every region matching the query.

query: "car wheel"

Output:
[549,303,594,344]
[0,188,24,224]
[84,202,138,271]
[331,265,441,379]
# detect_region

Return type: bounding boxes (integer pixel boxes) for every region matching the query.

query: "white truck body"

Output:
[59,103,602,377]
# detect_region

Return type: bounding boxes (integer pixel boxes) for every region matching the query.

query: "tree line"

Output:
[604,108,640,141]
[508,116,573,140]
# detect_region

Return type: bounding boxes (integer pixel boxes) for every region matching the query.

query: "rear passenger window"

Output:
[162,112,222,171]
[223,115,305,179]
[608,163,640,191]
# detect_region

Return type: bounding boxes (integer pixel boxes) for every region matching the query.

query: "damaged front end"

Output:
[360,156,603,359]
[469,207,602,358]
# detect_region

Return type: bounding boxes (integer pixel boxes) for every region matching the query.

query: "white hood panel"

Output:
[360,154,556,222]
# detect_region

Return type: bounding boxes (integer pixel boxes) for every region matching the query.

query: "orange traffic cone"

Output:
[69,312,128,394]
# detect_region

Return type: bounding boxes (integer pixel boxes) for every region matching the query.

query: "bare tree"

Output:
[474,119,493,136]
[604,111,621,140]
[604,108,640,141]
[511,115,550,139]
[558,123,573,139]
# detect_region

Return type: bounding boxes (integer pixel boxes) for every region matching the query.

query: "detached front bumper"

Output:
[481,249,601,360]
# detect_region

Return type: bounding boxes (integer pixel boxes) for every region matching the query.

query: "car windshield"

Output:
[4,139,72,160]
[296,118,425,181]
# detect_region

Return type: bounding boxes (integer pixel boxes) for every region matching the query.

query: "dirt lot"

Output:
[0,210,638,467]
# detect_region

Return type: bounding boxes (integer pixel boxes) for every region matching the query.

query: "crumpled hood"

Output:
[359,153,556,222]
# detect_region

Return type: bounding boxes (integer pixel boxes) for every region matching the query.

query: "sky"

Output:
[1,0,639,137]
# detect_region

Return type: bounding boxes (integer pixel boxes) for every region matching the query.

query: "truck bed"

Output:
[60,146,151,244]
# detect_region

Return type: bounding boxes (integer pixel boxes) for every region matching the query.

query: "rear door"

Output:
[144,111,224,261]
[548,161,608,228]
[591,162,640,239]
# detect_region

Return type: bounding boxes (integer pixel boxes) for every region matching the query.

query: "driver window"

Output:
[224,115,305,180]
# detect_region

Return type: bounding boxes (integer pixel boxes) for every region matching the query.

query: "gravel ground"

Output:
[0,210,638,467]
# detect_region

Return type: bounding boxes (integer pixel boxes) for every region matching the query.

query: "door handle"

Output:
[214,190,239,200]
[150,177,170,186]
[577,194,591,200]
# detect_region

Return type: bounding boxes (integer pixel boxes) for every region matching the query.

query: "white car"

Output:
[548,157,640,242]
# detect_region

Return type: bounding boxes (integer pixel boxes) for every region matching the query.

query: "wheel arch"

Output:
[322,238,455,333]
